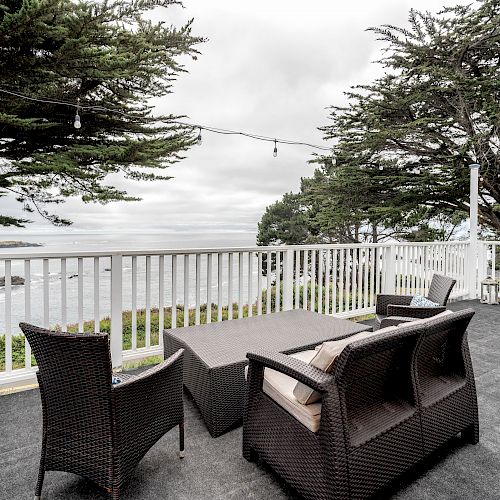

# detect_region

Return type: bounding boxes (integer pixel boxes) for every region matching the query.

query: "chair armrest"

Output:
[113,349,183,391]
[380,316,417,328]
[376,294,413,314]
[112,349,184,441]
[386,304,446,318]
[247,350,334,393]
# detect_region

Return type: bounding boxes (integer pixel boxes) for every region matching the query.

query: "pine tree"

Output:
[0,0,205,226]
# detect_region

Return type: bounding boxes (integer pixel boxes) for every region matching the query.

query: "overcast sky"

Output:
[2,0,461,236]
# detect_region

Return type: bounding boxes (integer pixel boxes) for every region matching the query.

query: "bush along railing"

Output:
[0,241,486,386]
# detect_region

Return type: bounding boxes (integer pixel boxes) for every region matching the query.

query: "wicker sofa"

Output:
[243,308,478,500]
[376,273,456,328]
[20,323,185,500]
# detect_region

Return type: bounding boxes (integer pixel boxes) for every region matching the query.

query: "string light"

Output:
[0,87,332,153]
[73,98,81,129]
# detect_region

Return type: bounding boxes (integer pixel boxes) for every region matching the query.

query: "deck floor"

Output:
[0,300,499,499]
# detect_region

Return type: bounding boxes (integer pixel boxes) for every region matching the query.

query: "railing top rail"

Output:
[0,239,481,260]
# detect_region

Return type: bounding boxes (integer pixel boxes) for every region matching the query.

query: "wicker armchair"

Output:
[376,273,456,328]
[243,324,424,500]
[20,323,185,500]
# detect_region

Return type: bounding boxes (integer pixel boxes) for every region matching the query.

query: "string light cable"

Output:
[0,87,332,153]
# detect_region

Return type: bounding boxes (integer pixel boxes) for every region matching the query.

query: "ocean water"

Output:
[0,232,259,334]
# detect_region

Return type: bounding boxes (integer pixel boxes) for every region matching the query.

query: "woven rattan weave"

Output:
[163,309,371,437]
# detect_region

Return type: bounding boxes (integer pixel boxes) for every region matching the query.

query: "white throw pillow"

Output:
[410,293,440,308]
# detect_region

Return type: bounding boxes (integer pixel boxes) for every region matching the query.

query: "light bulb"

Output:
[273,140,278,157]
[197,128,202,145]
[74,113,81,129]
[379,165,384,171]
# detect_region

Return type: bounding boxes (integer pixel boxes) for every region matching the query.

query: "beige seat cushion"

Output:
[257,350,322,433]
[293,326,398,404]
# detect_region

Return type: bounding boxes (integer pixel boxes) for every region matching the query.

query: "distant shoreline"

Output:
[0,240,43,248]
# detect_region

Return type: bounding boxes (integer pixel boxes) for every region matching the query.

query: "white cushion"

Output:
[293,326,398,404]
[261,350,322,432]
[410,293,440,308]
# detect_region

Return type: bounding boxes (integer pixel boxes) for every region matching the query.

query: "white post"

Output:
[110,253,123,370]
[282,248,295,311]
[384,245,396,294]
[469,164,480,299]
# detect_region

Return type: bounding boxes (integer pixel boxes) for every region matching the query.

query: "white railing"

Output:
[0,240,490,387]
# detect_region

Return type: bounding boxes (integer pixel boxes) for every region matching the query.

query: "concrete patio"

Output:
[0,300,498,500]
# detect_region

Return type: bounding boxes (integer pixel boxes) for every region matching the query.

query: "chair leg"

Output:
[34,437,47,499]
[462,422,479,444]
[179,420,185,458]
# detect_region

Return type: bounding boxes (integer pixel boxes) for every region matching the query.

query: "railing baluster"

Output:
[248,252,253,317]
[207,253,213,323]
[195,253,201,325]
[94,257,100,333]
[338,249,344,314]
[275,251,281,312]
[266,251,272,313]
[145,255,151,348]
[171,255,177,329]
[5,260,12,373]
[302,250,308,311]
[369,248,375,307]
[24,260,31,368]
[345,250,351,312]
[77,258,83,331]
[131,256,137,349]
[310,250,316,312]
[61,258,67,331]
[228,252,234,320]
[332,250,338,313]
[159,255,165,344]
[357,248,363,310]
[184,254,189,327]
[363,248,369,309]
[217,253,223,322]
[317,250,323,314]
[324,249,330,314]
[43,259,49,328]
[295,250,300,309]
[257,252,263,315]
[238,252,244,318]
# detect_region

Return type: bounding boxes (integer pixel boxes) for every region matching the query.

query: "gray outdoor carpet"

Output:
[0,300,499,500]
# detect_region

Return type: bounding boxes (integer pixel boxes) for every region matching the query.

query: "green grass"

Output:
[0,283,367,371]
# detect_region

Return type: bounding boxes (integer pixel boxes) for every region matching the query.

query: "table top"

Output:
[165,309,371,369]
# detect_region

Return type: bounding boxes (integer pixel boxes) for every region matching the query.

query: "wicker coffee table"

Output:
[163,309,371,437]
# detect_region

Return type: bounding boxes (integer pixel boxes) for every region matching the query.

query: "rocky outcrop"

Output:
[0,275,25,286]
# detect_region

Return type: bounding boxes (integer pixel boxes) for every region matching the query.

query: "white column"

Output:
[110,253,123,370]
[468,164,480,299]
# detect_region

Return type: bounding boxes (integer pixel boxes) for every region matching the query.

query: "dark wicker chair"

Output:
[243,323,424,499]
[243,308,479,500]
[376,273,456,328]
[20,323,185,500]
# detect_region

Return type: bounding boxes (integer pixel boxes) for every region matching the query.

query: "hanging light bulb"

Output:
[74,98,81,129]
[197,127,202,145]
[273,139,278,157]
[379,165,384,171]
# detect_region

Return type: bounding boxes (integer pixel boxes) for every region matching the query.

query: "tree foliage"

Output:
[0,0,205,226]
[258,0,500,246]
